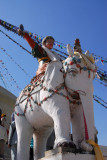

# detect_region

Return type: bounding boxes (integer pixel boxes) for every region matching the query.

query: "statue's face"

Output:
[45,39,54,49]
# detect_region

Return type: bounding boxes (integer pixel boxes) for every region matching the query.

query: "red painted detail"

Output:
[69,61,74,65]
[64,74,66,78]
[88,73,90,78]
[83,110,89,140]
[76,64,80,68]
[66,96,69,100]
[44,97,47,101]
[55,90,58,93]
[28,93,30,97]
[73,100,76,104]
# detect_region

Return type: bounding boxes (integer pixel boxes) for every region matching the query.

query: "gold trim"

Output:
[38,57,50,62]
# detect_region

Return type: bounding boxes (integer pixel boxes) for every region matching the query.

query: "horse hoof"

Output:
[57,141,76,149]
[79,140,93,152]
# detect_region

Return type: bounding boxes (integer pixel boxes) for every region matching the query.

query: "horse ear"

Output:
[67,44,73,56]
[85,50,89,56]
[85,50,95,64]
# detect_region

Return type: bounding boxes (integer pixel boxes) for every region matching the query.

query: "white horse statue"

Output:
[15,59,75,160]
[63,44,97,152]
[15,42,97,160]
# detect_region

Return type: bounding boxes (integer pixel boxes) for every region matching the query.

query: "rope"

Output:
[0,47,31,78]
[0,29,107,109]
[0,18,107,61]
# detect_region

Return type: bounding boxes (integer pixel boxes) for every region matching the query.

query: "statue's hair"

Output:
[42,36,55,45]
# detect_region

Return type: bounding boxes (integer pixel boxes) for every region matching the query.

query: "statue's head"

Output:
[42,36,55,49]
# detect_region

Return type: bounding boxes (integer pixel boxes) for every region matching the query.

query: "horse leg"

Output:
[33,127,53,160]
[15,109,33,160]
[43,90,74,148]
[80,92,95,140]
[71,104,85,148]
[79,92,96,151]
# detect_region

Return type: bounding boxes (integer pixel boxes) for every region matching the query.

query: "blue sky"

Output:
[0,0,107,146]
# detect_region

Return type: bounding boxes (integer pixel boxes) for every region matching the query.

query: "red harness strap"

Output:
[82,109,89,140]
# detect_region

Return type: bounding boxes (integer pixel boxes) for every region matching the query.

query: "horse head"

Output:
[63,44,97,92]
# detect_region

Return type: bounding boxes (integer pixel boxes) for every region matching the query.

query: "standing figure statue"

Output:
[15,25,75,160]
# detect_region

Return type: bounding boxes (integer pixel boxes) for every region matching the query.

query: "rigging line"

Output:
[1,28,107,65]
[55,40,67,47]
[0,67,16,93]
[92,53,107,61]
[0,67,21,94]
[97,67,107,73]
[0,19,107,61]
[93,98,107,109]
[95,78,107,87]
[0,60,21,90]
[57,53,66,60]
[0,71,7,88]
[0,65,21,90]
[0,48,32,78]
[0,19,67,47]
[0,29,67,60]
[0,29,31,54]
[0,30,107,81]
[1,29,106,80]
[94,95,107,105]
[53,48,68,57]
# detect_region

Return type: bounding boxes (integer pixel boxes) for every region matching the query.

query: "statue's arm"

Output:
[24,32,36,49]
[18,27,43,58]
[23,32,44,57]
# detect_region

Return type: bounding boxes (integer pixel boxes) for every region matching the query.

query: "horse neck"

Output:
[43,61,64,89]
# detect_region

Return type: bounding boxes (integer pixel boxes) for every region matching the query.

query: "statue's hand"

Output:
[18,24,24,36]
[18,29,24,36]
